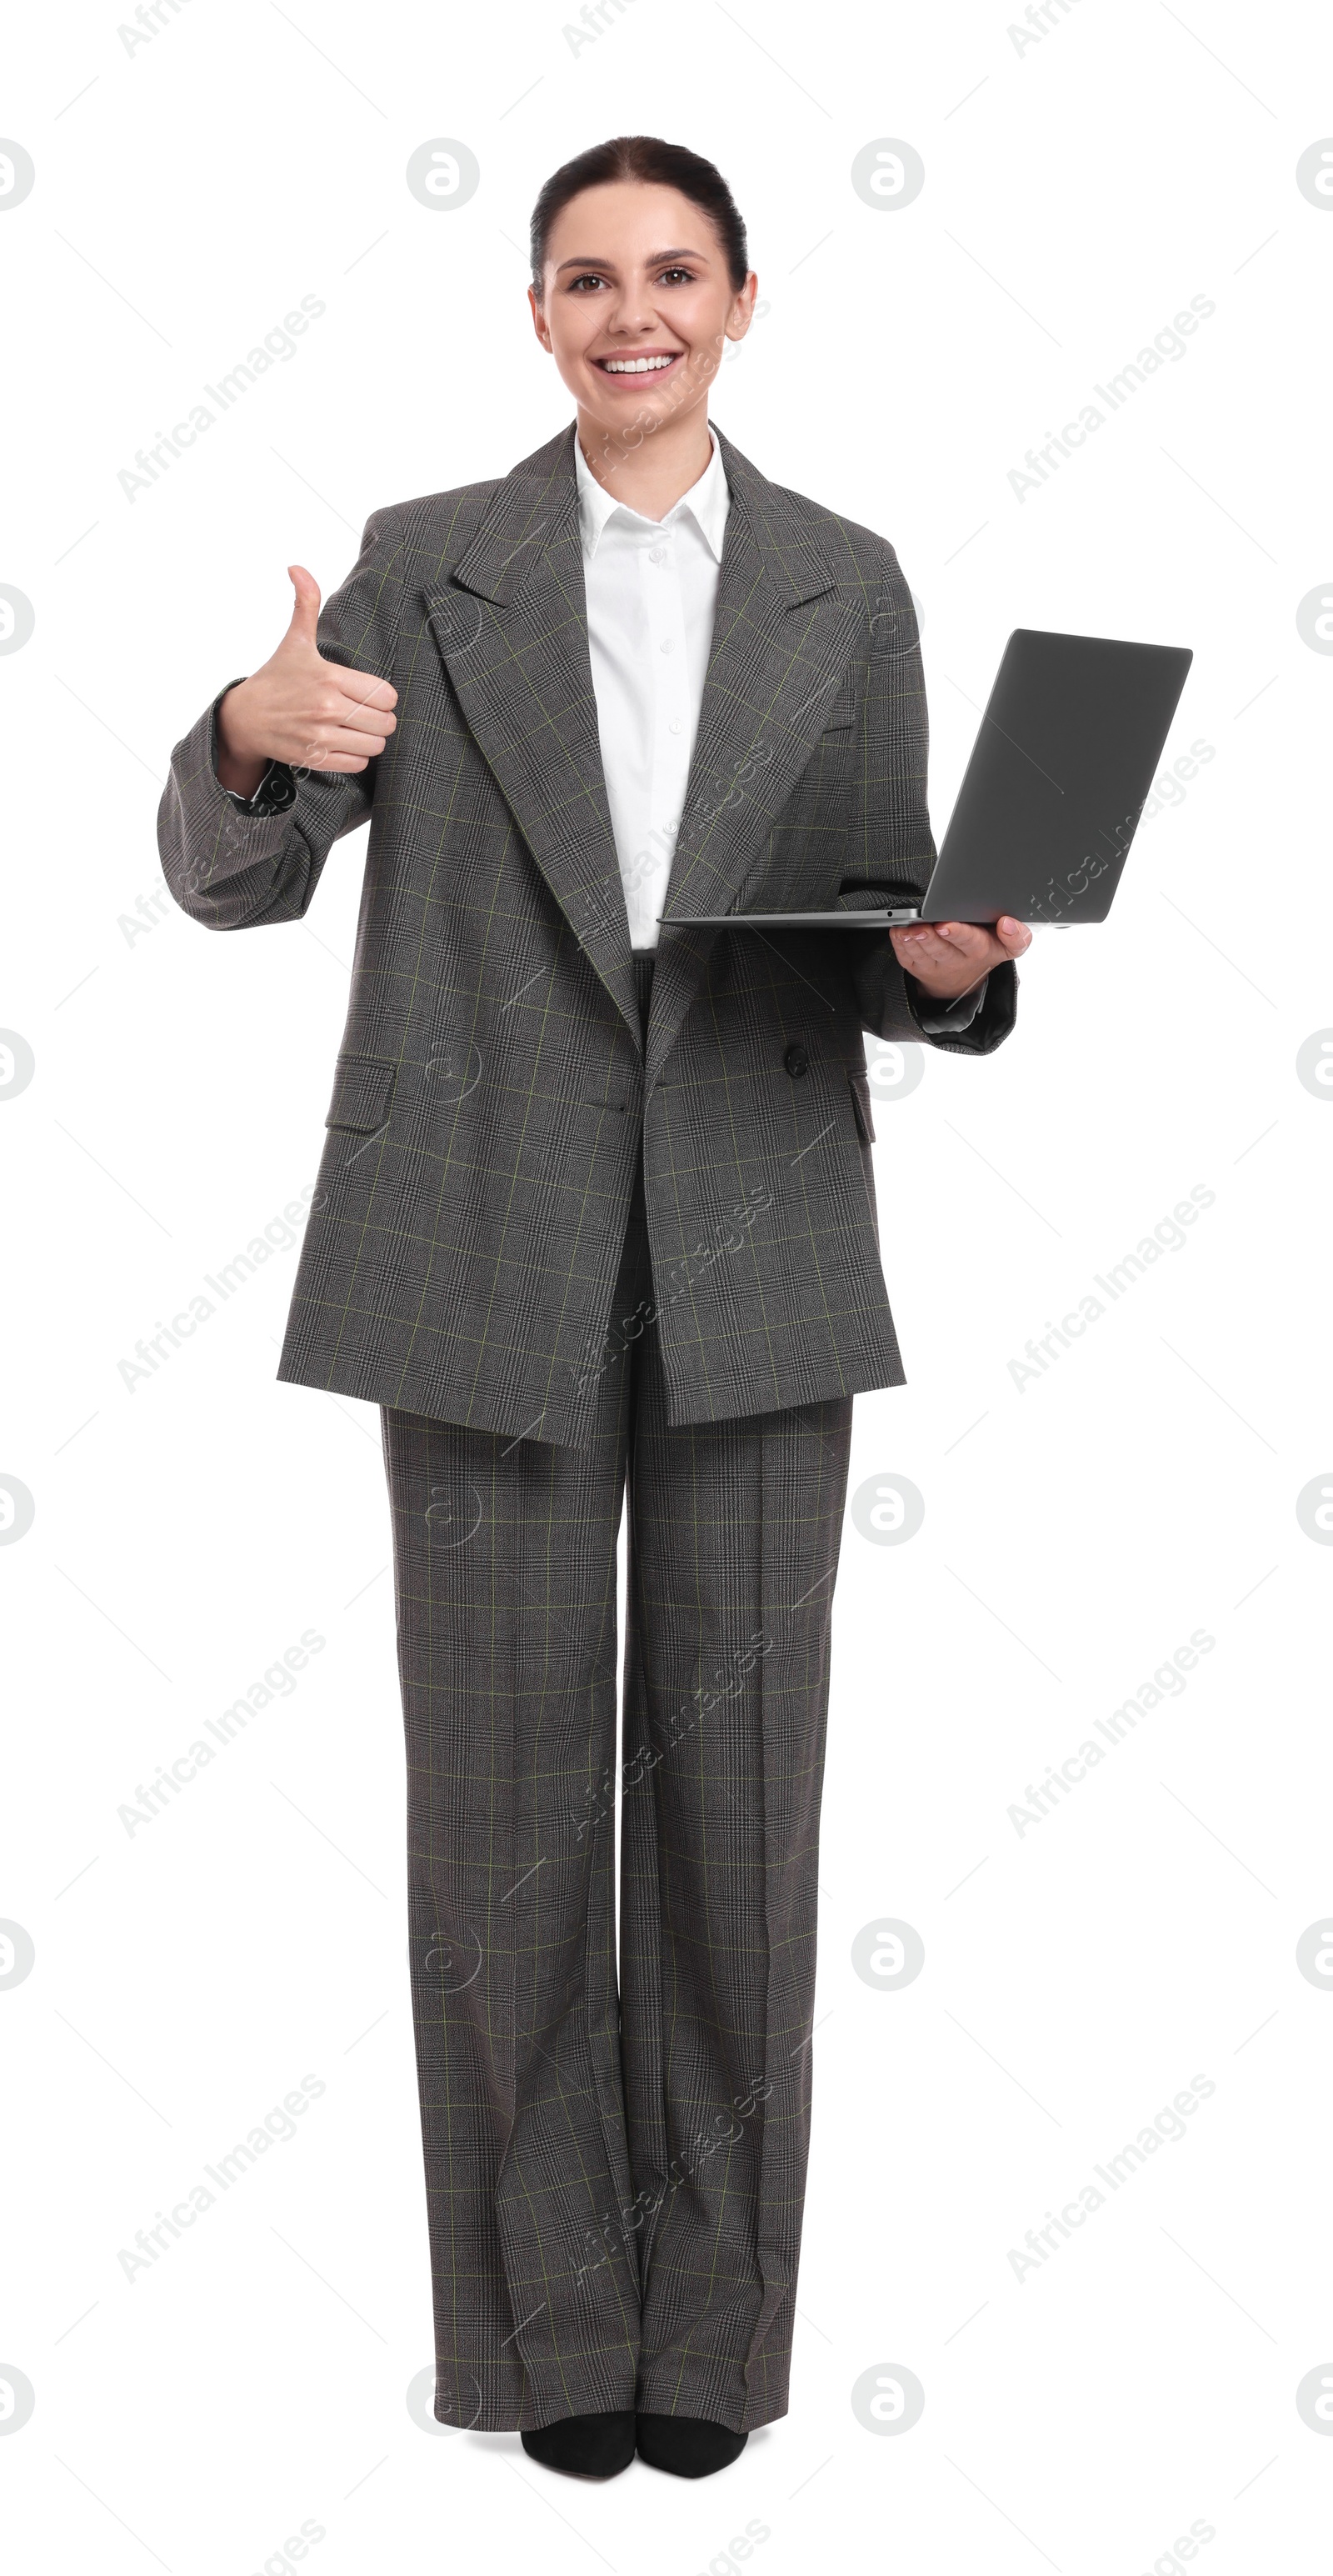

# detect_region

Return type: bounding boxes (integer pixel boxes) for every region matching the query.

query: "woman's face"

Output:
[530,180,756,440]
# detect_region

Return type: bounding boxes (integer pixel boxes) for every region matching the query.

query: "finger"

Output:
[326,688,396,736]
[311,681,397,737]
[318,658,398,714]
[284,564,322,649]
[931,921,991,956]
[893,928,953,973]
[930,917,1031,963]
[297,721,395,763]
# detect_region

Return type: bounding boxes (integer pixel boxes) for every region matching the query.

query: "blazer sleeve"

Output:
[157,503,411,933]
[834,539,1017,1055]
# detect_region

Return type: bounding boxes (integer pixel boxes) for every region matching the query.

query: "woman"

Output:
[160,133,1029,2483]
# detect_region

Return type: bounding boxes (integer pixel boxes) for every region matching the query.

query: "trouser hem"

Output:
[634,2354,792,2434]
[434,2365,641,2434]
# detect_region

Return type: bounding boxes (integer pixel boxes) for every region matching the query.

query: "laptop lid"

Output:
[921,628,1192,923]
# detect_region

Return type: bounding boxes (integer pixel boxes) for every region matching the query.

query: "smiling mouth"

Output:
[592,351,684,378]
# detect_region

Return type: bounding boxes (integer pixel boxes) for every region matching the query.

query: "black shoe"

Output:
[636,2413,748,2478]
[521,2410,637,2478]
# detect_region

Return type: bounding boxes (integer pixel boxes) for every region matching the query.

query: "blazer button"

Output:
[783,1041,809,1078]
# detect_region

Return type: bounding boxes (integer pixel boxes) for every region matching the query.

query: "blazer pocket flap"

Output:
[822,688,860,731]
[325,1052,397,1134]
[848,1070,876,1145]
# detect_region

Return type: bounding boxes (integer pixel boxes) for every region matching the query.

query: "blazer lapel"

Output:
[421,420,863,1080]
[646,425,864,1083]
[422,424,642,1050]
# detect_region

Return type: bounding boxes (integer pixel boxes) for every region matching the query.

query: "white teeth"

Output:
[601,355,676,373]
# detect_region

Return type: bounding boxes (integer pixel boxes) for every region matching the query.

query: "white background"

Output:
[2,3,1331,2569]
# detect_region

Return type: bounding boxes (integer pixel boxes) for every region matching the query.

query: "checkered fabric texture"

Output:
[158,418,1016,1451]
[382,990,856,2433]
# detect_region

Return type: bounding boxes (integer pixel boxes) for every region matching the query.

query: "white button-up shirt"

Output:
[574,423,731,952]
[572,423,987,1030]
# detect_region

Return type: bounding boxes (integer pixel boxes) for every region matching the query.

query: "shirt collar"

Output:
[574,422,731,565]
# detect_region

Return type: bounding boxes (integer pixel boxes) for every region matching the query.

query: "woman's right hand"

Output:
[215,564,399,798]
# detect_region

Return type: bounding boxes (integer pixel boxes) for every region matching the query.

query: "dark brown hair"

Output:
[529,135,748,298]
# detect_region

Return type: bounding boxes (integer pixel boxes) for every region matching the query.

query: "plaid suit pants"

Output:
[380,956,855,2434]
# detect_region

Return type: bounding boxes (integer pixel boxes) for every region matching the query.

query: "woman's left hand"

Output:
[890,913,1032,1001]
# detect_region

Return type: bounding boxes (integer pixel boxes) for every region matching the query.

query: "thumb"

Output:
[283,563,322,651]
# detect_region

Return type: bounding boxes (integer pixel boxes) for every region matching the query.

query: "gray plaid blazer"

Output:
[159,418,1016,1448]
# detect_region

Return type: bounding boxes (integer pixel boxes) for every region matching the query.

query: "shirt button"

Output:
[659,638,674,653]
[669,718,683,734]
[649,546,666,563]
[784,1042,809,1078]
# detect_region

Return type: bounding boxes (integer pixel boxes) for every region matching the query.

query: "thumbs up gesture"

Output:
[214,565,398,798]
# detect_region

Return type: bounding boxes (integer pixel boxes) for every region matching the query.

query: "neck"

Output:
[575,402,714,523]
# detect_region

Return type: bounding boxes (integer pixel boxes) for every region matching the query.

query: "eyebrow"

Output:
[553,247,709,273]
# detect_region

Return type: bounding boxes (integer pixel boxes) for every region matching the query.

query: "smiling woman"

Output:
[527,134,756,513]
[158,125,1026,2501]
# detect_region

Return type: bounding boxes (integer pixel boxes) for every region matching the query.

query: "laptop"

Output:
[661,627,1192,931]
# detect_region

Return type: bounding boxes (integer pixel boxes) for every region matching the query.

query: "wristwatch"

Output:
[221,760,298,818]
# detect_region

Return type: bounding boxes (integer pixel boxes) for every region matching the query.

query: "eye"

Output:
[565,265,697,292]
